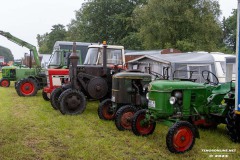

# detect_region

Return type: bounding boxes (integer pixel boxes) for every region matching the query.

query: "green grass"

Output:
[0,76,239,159]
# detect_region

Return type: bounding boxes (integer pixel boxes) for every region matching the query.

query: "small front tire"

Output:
[98,99,115,120]
[166,121,195,153]
[50,87,63,110]
[42,90,50,101]
[0,78,10,87]
[132,109,156,136]
[115,105,137,131]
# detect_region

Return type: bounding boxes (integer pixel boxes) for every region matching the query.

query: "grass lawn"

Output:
[0,75,239,159]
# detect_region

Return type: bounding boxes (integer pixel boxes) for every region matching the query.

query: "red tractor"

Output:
[42,69,69,101]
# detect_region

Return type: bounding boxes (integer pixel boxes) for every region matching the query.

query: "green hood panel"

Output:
[113,71,151,80]
[149,80,205,91]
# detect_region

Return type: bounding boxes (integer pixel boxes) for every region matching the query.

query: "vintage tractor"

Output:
[97,69,202,132]
[0,30,47,96]
[131,70,240,153]
[99,71,152,130]
[42,41,90,101]
[97,68,169,130]
[50,41,126,114]
[42,68,69,101]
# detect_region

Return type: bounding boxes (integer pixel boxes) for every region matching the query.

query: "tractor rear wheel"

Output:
[98,99,115,120]
[226,105,240,142]
[42,90,50,101]
[0,78,10,87]
[59,89,86,115]
[132,109,156,136]
[115,105,137,131]
[166,121,195,153]
[16,78,38,96]
[50,87,63,110]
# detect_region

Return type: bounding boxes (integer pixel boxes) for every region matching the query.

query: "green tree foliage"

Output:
[0,45,14,62]
[222,9,237,54]
[67,0,146,49]
[37,24,67,54]
[133,0,223,52]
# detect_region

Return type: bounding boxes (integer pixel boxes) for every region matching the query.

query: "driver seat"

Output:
[207,82,234,104]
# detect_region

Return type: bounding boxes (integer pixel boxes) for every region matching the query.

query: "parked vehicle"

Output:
[0,30,47,96]
[128,52,236,83]
[50,42,126,114]
[131,70,239,153]
[42,41,91,101]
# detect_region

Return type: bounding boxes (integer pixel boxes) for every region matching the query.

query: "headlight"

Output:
[146,92,149,100]
[111,96,115,102]
[169,97,177,105]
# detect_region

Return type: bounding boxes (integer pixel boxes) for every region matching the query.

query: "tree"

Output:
[222,9,237,54]
[133,0,223,52]
[0,45,14,62]
[67,0,146,49]
[37,24,67,54]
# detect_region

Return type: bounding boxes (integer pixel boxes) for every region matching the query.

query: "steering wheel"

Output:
[201,70,219,85]
[150,71,164,80]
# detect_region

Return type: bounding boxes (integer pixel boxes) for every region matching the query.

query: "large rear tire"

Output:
[132,109,156,136]
[59,89,86,115]
[115,105,137,131]
[166,121,195,153]
[50,87,63,110]
[0,78,10,87]
[226,105,240,142]
[16,78,38,96]
[98,99,115,120]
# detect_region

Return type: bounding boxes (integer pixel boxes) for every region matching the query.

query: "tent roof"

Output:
[128,52,215,64]
[125,50,162,56]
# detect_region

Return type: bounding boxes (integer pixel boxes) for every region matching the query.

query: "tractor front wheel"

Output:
[0,78,10,87]
[59,89,86,115]
[115,105,137,131]
[16,78,38,96]
[50,87,63,110]
[98,99,115,120]
[42,90,50,101]
[226,105,240,142]
[166,121,195,153]
[132,109,156,136]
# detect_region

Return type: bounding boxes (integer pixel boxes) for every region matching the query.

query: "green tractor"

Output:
[98,69,201,132]
[0,30,47,96]
[131,70,240,153]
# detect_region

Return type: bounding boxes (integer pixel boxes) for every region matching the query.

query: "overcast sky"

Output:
[0,0,238,59]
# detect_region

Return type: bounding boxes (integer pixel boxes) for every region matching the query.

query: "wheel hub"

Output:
[173,127,193,149]
[66,96,81,109]
[21,82,34,95]
[1,80,9,87]
[121,112,134,129]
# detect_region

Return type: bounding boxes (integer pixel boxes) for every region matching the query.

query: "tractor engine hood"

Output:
[113,71,151,80]
[149,80,206,92]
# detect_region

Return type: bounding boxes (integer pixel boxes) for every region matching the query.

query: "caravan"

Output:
[127,52,236,83]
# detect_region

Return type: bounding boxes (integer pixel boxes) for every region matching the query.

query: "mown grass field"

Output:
[0,73,239,160]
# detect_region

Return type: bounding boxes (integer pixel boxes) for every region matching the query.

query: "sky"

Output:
[0,0,238,60]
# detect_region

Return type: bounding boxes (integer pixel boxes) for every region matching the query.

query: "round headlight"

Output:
[146,92,149,100]
[169,97,177,105]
